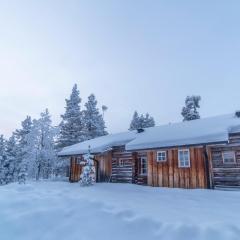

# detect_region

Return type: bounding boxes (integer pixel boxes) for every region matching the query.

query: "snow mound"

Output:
[0,182,240,240]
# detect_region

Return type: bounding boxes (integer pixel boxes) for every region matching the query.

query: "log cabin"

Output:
[58,112,240,189]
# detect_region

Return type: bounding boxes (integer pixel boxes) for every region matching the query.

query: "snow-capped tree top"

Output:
[129,111,155,130]
[0,135,6,158]
[181,95,201,121]
[15,116,32,148]
[58,84,84,149]
[61,84,82,121]
[83,94,107,140]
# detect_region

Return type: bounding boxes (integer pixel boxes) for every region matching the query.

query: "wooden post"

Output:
[206,146,214,189]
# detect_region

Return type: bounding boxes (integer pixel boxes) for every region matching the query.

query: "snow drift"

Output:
[0,181,240,240]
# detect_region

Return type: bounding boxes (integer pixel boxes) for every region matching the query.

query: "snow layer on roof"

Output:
[58,131,137,156]
[126,113,240,151]
[59,113,240,156]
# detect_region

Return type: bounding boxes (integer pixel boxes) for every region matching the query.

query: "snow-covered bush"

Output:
[80,148,95,186]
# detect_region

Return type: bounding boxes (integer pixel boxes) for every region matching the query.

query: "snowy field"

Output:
[0,182,240,240]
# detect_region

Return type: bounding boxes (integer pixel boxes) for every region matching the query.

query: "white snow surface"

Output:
[59,113,240,156]
[58,131,137,156]
[1,181,240,240]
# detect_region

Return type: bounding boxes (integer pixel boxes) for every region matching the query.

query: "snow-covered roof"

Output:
[126,113,240,151]
[58,131,137,156]
[58,113,240,156]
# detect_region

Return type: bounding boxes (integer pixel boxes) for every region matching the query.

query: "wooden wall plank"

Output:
[147,151,153,186]
[158,160,163,187]
[152,151,158,187]
[173,149,179,188]
[190,148,197,188]
[168,150,174,188]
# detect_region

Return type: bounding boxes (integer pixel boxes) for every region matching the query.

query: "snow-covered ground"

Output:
[0,182,240,240]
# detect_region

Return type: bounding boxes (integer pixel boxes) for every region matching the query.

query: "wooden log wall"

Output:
[95,152,112,182]
[147,147,208,189]
[111,146,133,183]
[69,157,83,182]
[210,145,240,187]
[229,133,240,144]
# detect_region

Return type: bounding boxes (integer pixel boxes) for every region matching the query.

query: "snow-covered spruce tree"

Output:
[83,94,107,140]
[129,112,155,130]
[14,116,32,183]
[142,113,155,128]
[80,147,95,186]
[4,135,18,184]
[0,135,7,185]
[27,109,57,180]
[57,84,84,149]
[181,95,201,121]
[129,111,140,130]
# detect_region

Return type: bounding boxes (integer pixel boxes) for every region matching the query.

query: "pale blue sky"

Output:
[0,1,240,137]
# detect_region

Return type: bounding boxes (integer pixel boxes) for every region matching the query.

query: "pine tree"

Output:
[83,94,107,140]
[0,135,7,185]
[129,111,140,130]
[5,135,17,184]
[35,109,56,180]
[27,109,56,180]
[58,84,84,149]
[142,113,155,128]
[80,147,95,186]
[14,116,33,183]
[129,112,155,130]
[181,95,201,121]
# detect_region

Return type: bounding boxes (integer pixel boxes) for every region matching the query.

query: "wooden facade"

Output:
[69,156,83,182]
[68,134,240,189]
[147,147,208,188]
[69,146,208,188]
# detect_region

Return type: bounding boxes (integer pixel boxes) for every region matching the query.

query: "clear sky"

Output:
[0,0,240,138]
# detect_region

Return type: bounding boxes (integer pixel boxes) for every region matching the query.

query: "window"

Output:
[178,149,190,168]
[222,151,236,164]
[140,157,147,175]
[119,159,125,167]
[157,151,167,162]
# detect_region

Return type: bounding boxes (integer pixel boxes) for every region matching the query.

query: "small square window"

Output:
[157,151,167,162]
[222,151,236,164]
[119,159,125,167]
[178,149,190,168]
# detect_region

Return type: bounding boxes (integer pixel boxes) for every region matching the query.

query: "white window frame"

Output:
[119,159,125,167]
[222,151,236,164]
[157,151,167,162]
[140,157,148,175]
[178,149,190,168]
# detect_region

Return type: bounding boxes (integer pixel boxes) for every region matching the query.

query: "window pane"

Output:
[179,150,190,167]
[140,157,147,174]
[157,151,166,161]
[223,151,235,163]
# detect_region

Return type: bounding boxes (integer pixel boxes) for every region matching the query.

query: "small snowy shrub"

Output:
[80,148,95,186]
